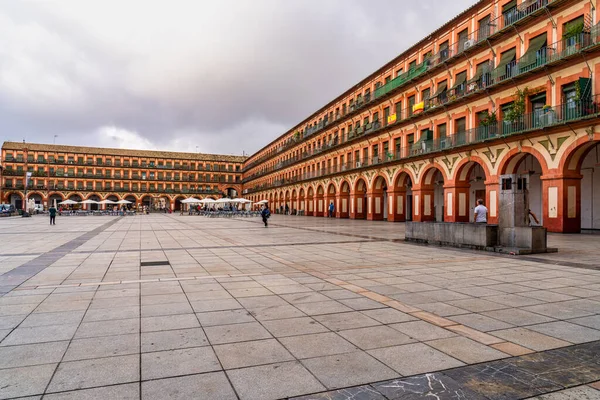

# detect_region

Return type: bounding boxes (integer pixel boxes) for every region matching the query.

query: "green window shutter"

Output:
[520,34,547,68]
[577,77,592,100]
[450,71,467,89]
[502,0,517,12]
[492,48,516,79]
[432,81,448,97]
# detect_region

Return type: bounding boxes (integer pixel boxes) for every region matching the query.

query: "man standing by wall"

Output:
[473,199,488,223]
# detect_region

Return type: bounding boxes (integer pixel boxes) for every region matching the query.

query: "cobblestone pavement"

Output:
[0,214,599,399]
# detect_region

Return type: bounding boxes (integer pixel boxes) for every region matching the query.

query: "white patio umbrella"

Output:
[98,199,117,204]
[80,199,99,204]
[58,199,78,205]
[215,198,231,204]
[116,199,132,204]
[255,199,268,204]
[181,197,202,203]
[199,198,216,204]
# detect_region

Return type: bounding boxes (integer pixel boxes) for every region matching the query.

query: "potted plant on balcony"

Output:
[480,110,498,138]
[504,88,529,134]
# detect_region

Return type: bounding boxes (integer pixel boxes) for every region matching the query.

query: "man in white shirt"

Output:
[473,199,488,223]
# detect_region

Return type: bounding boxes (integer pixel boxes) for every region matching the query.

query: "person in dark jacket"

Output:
[261,205,271,227]
[49,205,57,225]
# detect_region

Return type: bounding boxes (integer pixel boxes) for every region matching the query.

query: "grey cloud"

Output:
[0,0,477,155]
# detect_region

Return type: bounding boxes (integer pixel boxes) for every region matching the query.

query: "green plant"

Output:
[563,21,584,40]
[480,110,497,126]
[505,87,529,122]
[542,104,552,111]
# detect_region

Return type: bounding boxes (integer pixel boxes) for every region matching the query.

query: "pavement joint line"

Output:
[24,272,266,289]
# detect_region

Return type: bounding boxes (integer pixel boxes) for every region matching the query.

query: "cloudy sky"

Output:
[1,0,476,156]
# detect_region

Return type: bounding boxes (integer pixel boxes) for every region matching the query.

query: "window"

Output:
[502,0,518,26]
[495,48,516,81]
[478,15,491,41]
[437,123,447,139]
[408,60,417,70]
[458,28,468,51]
[394,101,402,120]
[384,75,391,83]
[384,107,390,126]
[455,117,466,133]
[408,95,416,117]
[563,16,584,47]
[422,88,431,102]
[439,41,449,62]
[396,68,403,77]
[373,144,379,158]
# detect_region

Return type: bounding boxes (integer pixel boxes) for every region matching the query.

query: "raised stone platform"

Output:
[405,222,556,254]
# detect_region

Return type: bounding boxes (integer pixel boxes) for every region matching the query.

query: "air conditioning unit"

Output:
[372,156,379,164]
[464,39,476,50]
[356,161,362,168]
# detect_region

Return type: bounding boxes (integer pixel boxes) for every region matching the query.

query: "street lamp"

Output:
[53,135,58,145]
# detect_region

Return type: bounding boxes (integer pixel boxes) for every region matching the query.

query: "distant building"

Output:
[0,142,245,211]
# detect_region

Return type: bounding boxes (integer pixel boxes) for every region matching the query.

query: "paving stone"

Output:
[190,298,242,312]
[280,292,331,304]
[568,315,600,330]
[448,313,514,331]
[262,316,329,337]
[0,363,57,399]
[47,354,139,392]
[338,325,415,350]
[226,360,326,400]
[490,328,571,351]
[204,321,272,344]
[196,308,256,326]
[314,311,381,331]
[535,386,600,399]
[360,307,417,324]
[214,338,294,369]
[295,300,354,315]
[43,383,139,399]
[1,323,78,345]
[372,373,487,400]
[446,298,509,312]
[426,336,509,363]
[337,297,387,311]
[482,308,556,326]
[0,314,27,329]
[141,314,200,332]
[142,372,237,400]
[247,304,306,320]
[76,318,139,338]
[141,327,208,352]
[0,341,68,369]
[141,302,194,317]
[301,351,398,390]
[141,346,220,380]
[389,320,457,341]
[521,303,594,320]
[63,333,139,361]
[291,385,386,400]
[368,343,464,375]
[280,332,357,359]
[527,321,600,344]
[83,305,140,322]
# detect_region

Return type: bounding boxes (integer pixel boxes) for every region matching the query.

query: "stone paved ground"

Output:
[0,214,599,399]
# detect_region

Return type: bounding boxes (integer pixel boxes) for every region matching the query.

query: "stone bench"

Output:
[405,221,498,250]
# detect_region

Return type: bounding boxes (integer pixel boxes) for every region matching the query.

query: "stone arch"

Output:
[338,180,351,218]
[498,147,549,176]
[390,171,414,222]
[369,175,389,220]
[5,191,24,210]
[48,192,64,209]
[451,159,490,223]
[315,184,325,216]
[174,195,186,211]
[353,177,368,219]
[558,138,600,232]
[86,193,102,211]
[498,149,546,226]
[306,186,315,216]
[299,188,306,214]
[416,166,445,222]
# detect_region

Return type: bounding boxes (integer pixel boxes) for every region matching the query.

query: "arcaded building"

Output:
[242,0,600,233]
[0,142,245,211]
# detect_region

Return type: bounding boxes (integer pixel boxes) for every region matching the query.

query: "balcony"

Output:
[245,95,600,194]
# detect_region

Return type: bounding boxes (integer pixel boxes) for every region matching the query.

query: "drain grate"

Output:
[140,261,171,267]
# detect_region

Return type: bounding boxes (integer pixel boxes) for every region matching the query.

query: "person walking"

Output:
[49,204,57,225]
[473,199,488,223]
[328,201,335,218]
[261,205,271,227]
